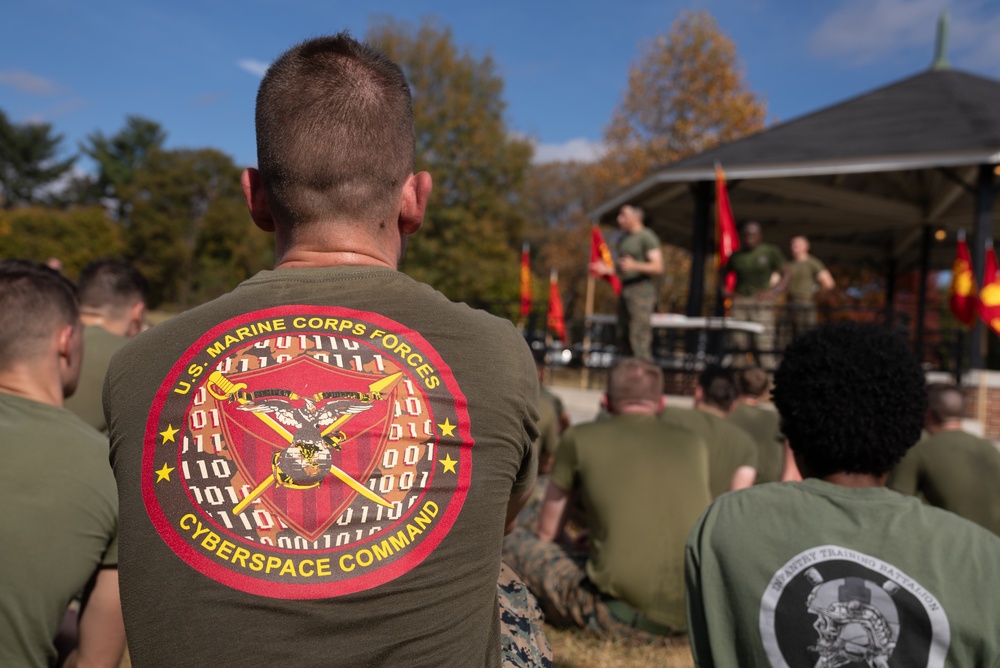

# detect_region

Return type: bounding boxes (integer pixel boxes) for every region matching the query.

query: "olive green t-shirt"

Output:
[617,227,660,283]
[726,243,786,296]
[888,429,1000,536]
[0,392,118,668]
[551,414,711,630]
[534,390,561,461]
[686,479,1000,667]
[726,403,784,484]
[64,324,127,433]
[785,255,827,301]
[105,266,537,667]
[659,406,758,497]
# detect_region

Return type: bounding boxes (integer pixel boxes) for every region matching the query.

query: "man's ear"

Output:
[56,323,75,360]
[126,301,146,338]
[398,171,432,235]
[657,394,666,412]
[242,168,275,232]
[693,386,704,406]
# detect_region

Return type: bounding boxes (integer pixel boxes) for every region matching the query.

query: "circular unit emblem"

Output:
[142,306,472,599]
[760,545,951,667]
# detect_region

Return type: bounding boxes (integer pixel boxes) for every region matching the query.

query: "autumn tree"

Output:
[520,161,604,332]
[597,10,767,194]
[368,18,532,309]
[0,109,76,208]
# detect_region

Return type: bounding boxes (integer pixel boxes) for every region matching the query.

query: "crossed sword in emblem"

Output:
[205,370,402,516]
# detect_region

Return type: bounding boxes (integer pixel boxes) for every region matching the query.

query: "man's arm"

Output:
[505,487,534,535]
[816,268,835,291]
[74,568,125,668]
[537,481,572,542]
[729,465,756,491]
[618,247,663,277]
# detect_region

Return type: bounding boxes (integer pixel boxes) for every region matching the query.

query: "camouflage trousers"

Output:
[729,294,778,369]
[778,299,818,349]
[618,280,656,361]
[502,528,678,646]
[499,561,553,667]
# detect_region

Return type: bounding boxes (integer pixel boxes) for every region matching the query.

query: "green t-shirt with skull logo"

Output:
[685,478,1000,667]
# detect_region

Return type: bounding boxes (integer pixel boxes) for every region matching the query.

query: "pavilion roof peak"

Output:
[931,10,951,71]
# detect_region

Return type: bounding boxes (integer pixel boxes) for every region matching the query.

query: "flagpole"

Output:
[582,274,595,389]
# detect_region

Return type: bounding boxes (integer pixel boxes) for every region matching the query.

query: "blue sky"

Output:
[3,0,999,172]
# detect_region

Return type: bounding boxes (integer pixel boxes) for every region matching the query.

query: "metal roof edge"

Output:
[588,149,1000,219]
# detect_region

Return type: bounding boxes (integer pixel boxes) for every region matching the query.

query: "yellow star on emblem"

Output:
[159,424,179,444]
[438,418,456,437]
[439,454,458,474]
[155,463,175,483]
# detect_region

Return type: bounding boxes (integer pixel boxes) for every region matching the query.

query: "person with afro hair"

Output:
[684,322,1000,666]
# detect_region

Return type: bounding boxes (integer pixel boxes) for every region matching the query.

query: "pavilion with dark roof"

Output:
[590,21,1000,368]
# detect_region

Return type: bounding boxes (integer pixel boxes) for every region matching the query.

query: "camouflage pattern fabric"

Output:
[502,528,677,646]
[730,294,777,369]
[778,299,818,349]
[617,280,656,361]
[498,561,553,667]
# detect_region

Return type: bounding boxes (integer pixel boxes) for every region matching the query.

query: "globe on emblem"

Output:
[279,440,334,485]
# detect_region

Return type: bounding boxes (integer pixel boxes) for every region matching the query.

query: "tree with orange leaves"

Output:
[596,10,767,193]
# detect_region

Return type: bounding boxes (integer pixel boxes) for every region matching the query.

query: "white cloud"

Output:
[811,0,941,65]
[811,0,1000,73]
[532,138,606,164]
[0,70,63,96]
[237,59,270,78]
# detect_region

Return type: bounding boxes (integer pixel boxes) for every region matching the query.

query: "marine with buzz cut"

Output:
[104,32,549,667]
[505,357,711,643]
[64,258,147,433]
[0,260,124,668]
[889,382,1000,536]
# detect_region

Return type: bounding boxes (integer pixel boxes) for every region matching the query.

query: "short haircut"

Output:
[255,33,415,230]
[78,258,148,313]
[698,366,737,411]
[624,205,644,222]
[926,383,964,424]
[773,322,926,477]
[736,366,769,398]
[0,260,79,370]
[607,357,662,412]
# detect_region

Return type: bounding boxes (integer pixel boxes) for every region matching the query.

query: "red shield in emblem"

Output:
[213,356,398,541]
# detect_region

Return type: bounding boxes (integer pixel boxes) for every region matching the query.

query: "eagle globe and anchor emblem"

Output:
[205,368,404,514]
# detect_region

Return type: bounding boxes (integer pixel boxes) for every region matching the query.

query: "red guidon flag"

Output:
[979,240,1000,334]
[950,231,977,327]
[590,225,622,295]
[520,243,531,320]
[547,268,567,341]
[715,163,740,294]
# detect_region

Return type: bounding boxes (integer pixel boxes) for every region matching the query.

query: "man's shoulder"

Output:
[709,411,755,445]
[115,269,524,360]
[85,323,128,350]
[637,226,660,245]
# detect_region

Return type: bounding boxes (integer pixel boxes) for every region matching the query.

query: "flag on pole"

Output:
[979,239,1000,334]
[949,230,977,327]
[520,243,532,320]
[590,225,622,295]
[548,268,567,341]
[715,163,740,294]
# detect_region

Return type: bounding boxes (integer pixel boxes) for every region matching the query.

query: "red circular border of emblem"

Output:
[141,305,473,599]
